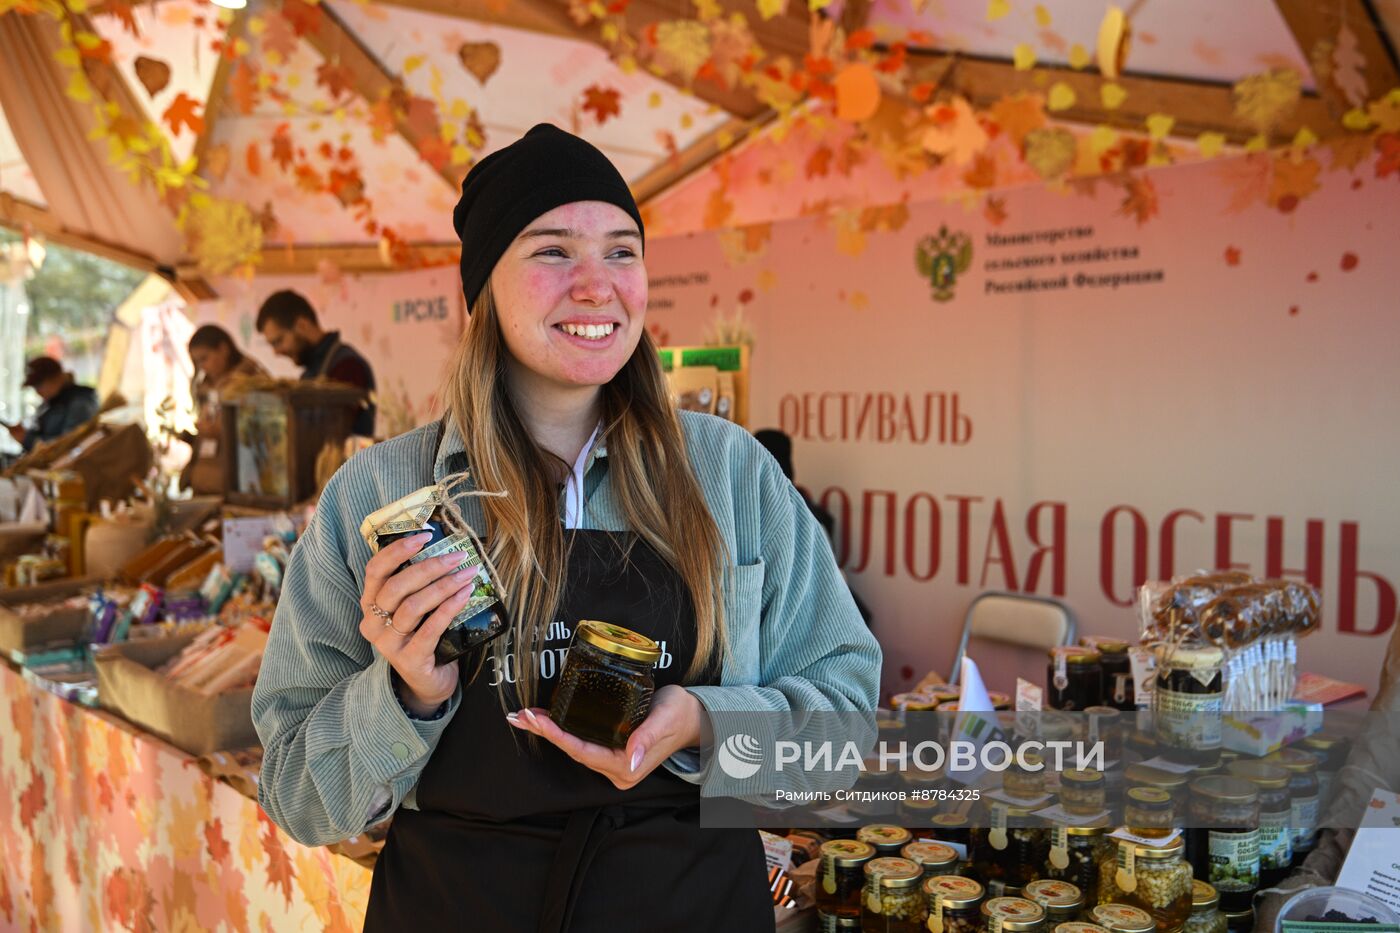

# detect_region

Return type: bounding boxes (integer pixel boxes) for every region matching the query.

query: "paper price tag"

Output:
[1115,840,1137,893]
[927,893,944,933]
[1128,648,1156,707]
[990,803,1008,850]
[1049,825,1070,870]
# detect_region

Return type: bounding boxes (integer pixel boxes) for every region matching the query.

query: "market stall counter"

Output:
[0,660,372,931]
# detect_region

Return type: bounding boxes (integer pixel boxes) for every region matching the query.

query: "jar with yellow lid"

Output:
[860,825,915,858]
[1268,747,1320,857]
[1124,787,1175,839]
[929,812,971,854]
[549,620,660,748]
[1045,819,1112,907]
[1024,879,1085,926]
[1084,706,1125,763]
[1060,768,1107,816]
[901,769,947,827]
[819,909,864,932]
[861,857,926,932]
[1226,760,1292,887]
[1084,638,1135,711]
[1097,835,1190,932]
[1300,733,1346,805]
[969,803,1048,892]
[854,762,902,819]
[923,874,983,933]
[818,839,877,918]
[891,692,940,713]
[1181,881,1225,933]
[1152,644,1223,767]
[1125,764,1191,820]
[1186,777,1259,915]
[901,841,959,881]
[1048,647,1104,711]
[1090,903,1157,932]
[982,896,1047,932]
[1004,751,1048,800]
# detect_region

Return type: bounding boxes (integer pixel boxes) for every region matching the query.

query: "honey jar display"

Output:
[818,839,877,918]
[1044,820,1112,908]
[1182,881,1226,933]
[1048,647,1103,711]
[923,874,984,933]
[981,896,1047,932]
[861,857,926,932]
[1226,759,1292,888]
[1097,836,1191,933]
[1186,777,1259,915]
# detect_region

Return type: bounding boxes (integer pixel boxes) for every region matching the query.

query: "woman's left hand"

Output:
[507,685,707,790]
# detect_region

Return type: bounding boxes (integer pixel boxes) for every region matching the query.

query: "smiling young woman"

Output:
[252,124,881,933]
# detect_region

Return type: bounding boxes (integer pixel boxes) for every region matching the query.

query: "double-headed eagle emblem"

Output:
[915,225,973,302]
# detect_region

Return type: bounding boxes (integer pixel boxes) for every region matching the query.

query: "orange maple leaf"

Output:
[1117,175,1159,225]
[1268,154,1320,212]
[270,125,294,172]
[805,145,833,178]
[1376,133,1400,178]
[246,142,263,177]
[229,61,259,116]
[316,61,356,100]
[96,0,140,37]
[1224,246,1241,266]
[281,0,322,37]
[962,153,998,189]
[416,135,451,170]
[845,28,876,51]
[161,92,204,137]
[983,195,1008,226]
[260,14,298,59]
[581,85,622,125]
[260,816,296,906]
[205,819,231,864]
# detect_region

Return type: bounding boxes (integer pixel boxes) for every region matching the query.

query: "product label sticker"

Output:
[1109,827,1184,848]
[1259,810,1293,869]
[1208,829,1260,891]
[1154,688,1223,747]
[1035,803,1110,826]
[1136,755,1203,775]
[1292,795,1321,849]
[1115,840,1137,893]
[1128,648,1156,707]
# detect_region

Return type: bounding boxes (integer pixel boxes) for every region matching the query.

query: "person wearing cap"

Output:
[255,289,377,437]
[253,124,880,932]
[5,356,100,452]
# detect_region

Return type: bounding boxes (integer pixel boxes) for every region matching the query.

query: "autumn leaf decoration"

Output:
[582,85,622,125]
[161,92,204,137]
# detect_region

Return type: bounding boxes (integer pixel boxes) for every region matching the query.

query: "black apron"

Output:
[363,436,774,933]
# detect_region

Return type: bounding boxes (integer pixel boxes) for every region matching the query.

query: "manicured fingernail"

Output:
[522,709,540,729]
[439,553,461,565]
[410,532,432,548]
[451,566,476,579]
[506,712,522,726]
[630,746,645,773]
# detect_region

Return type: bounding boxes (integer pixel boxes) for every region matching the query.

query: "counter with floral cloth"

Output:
[0,661,371,931]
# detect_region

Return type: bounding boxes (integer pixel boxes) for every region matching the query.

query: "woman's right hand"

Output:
[358,533,481,717]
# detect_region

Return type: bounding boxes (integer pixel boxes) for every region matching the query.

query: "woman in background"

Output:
[182,324,266,493]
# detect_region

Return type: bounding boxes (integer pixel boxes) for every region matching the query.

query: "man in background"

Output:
[255,289,377,437]
[5,356,100,452]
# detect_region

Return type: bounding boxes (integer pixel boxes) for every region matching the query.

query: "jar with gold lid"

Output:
[1300,733,1346,805]
[929,812,971,854]
[1055,924,1113,933]
[861,857,926,932]
[1048,647,1103,711]
[1124,787,1175,839]
[1227,760,1292,887]
[1268,747,1321,857]
[923,875,983,933]
[819,910,863,932]
[1024,879,1084,926]
[818,839,877,918]
[1097,836,1191,933]
[549,620,659,748]
[981,896,1047,932]
[1044,819,1112,907]
[1186,777,1259,915]
[1182,881,1226,933]
[1004,751,1048,800]
[1152,644,1223,767]
[901,841,959,881]
[1060,768,1107,816]
[1125,764,1191,821]
[860,825,914,858]
[1089,903,1157,933]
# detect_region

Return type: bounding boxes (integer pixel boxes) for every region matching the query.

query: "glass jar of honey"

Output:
[1152,644,1223,767]
[1123,787,1174,839]
[1269,747,1321,858]
[1182,881,1226,933]
[1048,647,1104,711]
[923,875,984,933]
[981,896,1047,932]
[859,825,915,858]
[1044,819,1111,908]
[862,857,927,932]
[548,620,660,748]
[1024,879,1084,926]
[1059,768,1107,816]
[1089,903,1157,932]
[1097,836,1191,933]
[1186,777,1260,915]
[1226,760,1292,888]
[818,839,877,918]
[901,841,959,881]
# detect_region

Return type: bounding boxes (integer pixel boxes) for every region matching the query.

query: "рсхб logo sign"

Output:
[393,296,450,322]
[915,225,973,302]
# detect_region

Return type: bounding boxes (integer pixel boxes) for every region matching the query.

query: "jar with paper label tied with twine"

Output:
[817,839,875,918]
[1044,818,1112,908]
[981,895,1047,932]
[922,874,983,933]
[861,857,926,932]
[969,802,1048,893]
[1152,643,1223,768]
[1096,835,1190,932]
[360,484,508,665]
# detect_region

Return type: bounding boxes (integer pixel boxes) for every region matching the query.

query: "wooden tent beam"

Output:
[1274,0,1400,118]
[911,52,1338,145]
[633,109,779,207]
[301,2,470,191]
[1,193,158,273]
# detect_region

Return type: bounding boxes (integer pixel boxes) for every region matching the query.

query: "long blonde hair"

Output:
[443,284,728,710]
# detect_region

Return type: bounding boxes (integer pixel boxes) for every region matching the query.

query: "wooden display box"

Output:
[29,422,154,512]
[0,576,102,656]
[94,633,259,757]
[221,385,365,509]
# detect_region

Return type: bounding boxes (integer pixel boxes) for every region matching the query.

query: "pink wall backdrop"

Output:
[644,151,1400,695]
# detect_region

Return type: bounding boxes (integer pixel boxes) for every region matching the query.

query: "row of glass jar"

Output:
[816,855,1232,933]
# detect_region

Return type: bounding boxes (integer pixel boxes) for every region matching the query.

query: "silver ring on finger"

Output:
[369,602,394,626]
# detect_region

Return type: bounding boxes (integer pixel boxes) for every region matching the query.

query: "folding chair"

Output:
[947,591,1078,686]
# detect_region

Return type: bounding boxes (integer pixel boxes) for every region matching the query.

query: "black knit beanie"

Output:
[452,124,645,311]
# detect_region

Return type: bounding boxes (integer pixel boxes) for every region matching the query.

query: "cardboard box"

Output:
[1222,702,1324,757]
[0,577,101,656]
[94,633,259,756]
